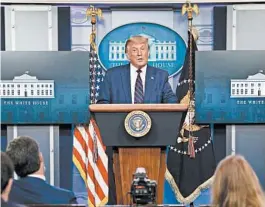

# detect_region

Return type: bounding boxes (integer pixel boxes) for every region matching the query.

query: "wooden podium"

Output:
[90,104,187,205]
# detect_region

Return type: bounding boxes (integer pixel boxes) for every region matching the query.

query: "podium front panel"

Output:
[94,111,182,147]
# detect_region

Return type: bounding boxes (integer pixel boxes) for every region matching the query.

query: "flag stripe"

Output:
[86,170,100,204]
[78,126,97,188]
[73,138,87,165]
[74,123,108,206]
[87,157,108,197]
[87,123,108,169]
[87,133,108,196]
[87,133,108,187]
[90,118,106,150]
[73,148,87,177]
[88,187,95,206]
[86,121,108,205]
[94,156,108,185]
[74,127,88,155]
[95,178,106,201]
[72,153,87,185]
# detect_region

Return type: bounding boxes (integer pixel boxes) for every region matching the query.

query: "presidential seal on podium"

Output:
[124,110,152,138]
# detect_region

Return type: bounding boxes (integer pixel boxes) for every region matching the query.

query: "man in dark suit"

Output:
[6,136,77,205]
[97,35,177,204]
[97,35,177,104]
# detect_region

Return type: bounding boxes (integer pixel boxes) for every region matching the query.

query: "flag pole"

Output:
[86,6,103,163]
[86,6,103,104]
[85,6,107,207]
[181,1,199,158]
[86,5,102,55]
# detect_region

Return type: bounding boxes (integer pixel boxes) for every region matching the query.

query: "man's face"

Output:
[126,42,149,69]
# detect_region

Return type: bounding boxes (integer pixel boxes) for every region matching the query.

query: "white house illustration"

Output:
[230,70,265,98]
[0,72,55,98]
[109,33,176,61]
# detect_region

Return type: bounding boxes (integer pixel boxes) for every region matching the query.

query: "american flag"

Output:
[72,44,108,207]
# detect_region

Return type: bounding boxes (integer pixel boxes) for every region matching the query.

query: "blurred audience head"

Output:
[1,152,14,202]
[6,136,45,178]
[212,154,265,207]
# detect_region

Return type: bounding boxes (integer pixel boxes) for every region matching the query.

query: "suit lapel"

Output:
[121,64,132,103]
[144,65,156,103]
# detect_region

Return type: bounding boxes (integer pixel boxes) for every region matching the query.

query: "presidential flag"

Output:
[166,29,216,205]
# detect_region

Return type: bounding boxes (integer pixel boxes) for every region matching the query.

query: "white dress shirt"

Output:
[28,174,46,181]
[130,64,147,103]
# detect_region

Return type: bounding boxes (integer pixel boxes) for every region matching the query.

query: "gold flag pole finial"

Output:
[86,5,103,52]
[181,0,199,24]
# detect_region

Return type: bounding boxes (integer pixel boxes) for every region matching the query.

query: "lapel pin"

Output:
[151,76,154,80]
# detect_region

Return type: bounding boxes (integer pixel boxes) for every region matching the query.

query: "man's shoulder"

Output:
[48,185,77,203]
[107,64,129,74]
[13,177,74,196]
[12,178,27,186]
[49,184,76,198]
[148,65,169,76]
[11,178,76,204]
